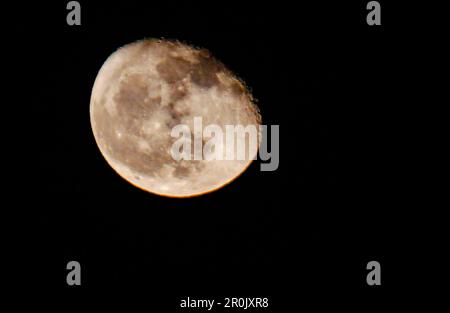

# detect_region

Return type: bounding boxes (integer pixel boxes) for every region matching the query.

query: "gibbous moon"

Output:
[90,39,261,197]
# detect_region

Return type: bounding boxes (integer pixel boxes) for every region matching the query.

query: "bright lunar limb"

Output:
[90,39,261,197]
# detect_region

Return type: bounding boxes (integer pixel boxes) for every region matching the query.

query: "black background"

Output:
[9,0,447,311]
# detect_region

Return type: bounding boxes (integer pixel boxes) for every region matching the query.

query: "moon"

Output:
[90,39,261,197]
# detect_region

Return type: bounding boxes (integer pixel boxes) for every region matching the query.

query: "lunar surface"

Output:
[90,39,261,197]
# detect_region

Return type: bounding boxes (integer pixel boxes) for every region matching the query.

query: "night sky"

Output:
[7,0,445,310]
